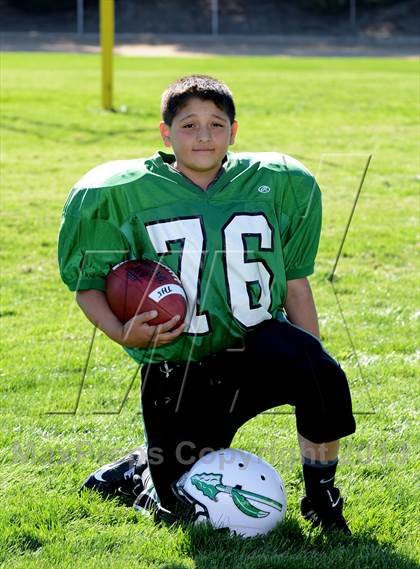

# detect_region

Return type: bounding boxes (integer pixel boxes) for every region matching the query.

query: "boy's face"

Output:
[160,98,238,177]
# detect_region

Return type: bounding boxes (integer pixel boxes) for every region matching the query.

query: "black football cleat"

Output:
[79,446,148,503]
[300,487,352,536]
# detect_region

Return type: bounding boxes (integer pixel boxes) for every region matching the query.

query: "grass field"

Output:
[1,53,419,568]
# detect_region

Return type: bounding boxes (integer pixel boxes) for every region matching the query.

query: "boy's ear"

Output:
[160,121,172,147]
[229,120,238,145]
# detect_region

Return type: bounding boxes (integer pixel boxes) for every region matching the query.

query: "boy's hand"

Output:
[75,289,185,349]
[120,311,185,348]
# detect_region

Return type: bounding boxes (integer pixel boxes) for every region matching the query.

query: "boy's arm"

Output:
[284,277,320,338]
[76,289,184,348]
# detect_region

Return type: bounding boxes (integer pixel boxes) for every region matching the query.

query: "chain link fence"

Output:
[1,0,418,35]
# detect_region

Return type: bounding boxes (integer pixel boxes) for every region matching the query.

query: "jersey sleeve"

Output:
[279,173,322,281]
[58,190,130,292]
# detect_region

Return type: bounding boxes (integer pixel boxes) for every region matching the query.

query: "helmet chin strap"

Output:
[169,480,201,523]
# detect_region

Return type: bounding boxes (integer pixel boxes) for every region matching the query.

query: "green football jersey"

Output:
[58,151,321,363]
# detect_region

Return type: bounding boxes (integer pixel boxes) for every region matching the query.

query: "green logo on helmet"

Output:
[190,473,283,519]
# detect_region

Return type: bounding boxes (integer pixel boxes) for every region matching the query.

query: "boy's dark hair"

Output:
[161,75,236,126]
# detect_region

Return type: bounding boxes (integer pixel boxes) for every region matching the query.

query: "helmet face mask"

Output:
[175,476,212,523]
[174,448,287,537]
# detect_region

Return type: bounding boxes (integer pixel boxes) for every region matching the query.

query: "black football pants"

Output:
[140,318,356,511]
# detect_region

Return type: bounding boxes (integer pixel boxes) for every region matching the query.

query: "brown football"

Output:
[105,259,187,325]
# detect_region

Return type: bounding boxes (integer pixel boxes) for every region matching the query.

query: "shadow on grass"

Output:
[158,517,418,569]
[1,113,154,145]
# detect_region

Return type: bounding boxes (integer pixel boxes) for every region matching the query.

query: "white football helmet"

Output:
[174,448,286,537]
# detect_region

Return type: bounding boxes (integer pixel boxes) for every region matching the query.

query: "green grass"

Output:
[1,53,419,568]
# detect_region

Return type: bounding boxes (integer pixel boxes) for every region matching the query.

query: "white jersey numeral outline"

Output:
[146,214,273,333]
[222,213,274,328]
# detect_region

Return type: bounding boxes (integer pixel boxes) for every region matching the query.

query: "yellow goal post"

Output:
[100,0,114,110]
